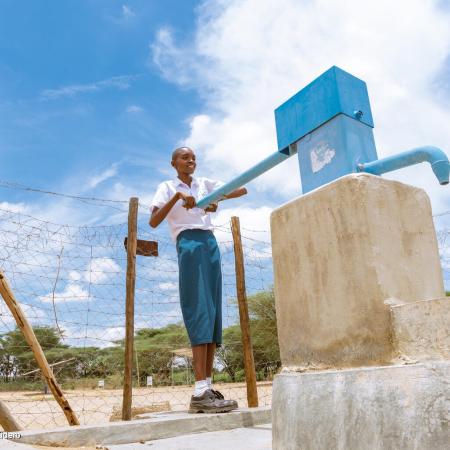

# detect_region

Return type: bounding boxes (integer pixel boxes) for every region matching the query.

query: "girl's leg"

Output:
[206,343,216,378]
[192,344,208,381]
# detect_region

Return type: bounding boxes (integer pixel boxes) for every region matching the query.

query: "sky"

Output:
[0,0,449,347]
[0,0,449,228]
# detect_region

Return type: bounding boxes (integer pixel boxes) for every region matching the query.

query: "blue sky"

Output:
[0,0,203,208]
[1,0,449,227]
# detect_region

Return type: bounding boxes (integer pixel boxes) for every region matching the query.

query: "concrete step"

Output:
[273,362,449,450]
[390,296,450,361]
[12,407,271,447]
[108,424,272,450]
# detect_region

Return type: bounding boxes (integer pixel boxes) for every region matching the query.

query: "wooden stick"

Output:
[0,399,21,432]
[19,357,76,377]
[0,272,80,426]
[122,197,138,421]
[230,216,258,407]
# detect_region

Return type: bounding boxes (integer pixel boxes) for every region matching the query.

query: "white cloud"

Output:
[213,205,272,243]
[68,270,82,282]
[88,164,119,189]
[122,5,135,19]
[0,302,48,330]
[158,281,178,291]
[41,75,139,100]
[85,258,122,284]
[151,0,450,213]
[151,28,197,85]
[126,105,144,113]
[62,325,125,348]
[40,283,90,304]
[0,202,29,214]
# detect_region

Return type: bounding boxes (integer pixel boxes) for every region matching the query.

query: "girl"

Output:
[149,146,247,413]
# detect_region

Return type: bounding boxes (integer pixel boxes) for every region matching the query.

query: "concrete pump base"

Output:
[272,362,450,450]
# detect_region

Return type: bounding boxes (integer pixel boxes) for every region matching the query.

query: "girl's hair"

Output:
[172,146,194,161]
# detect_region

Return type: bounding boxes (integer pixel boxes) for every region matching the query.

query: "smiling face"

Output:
[171,147,197,175]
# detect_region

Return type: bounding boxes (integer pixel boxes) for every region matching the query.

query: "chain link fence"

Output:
[0,203,276,430]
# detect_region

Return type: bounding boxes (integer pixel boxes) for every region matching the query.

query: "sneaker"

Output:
[188,389,238,414]
[211,389,238,408]
[211,389,224,399]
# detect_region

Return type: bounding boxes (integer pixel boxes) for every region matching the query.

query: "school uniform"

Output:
[150,177,224,347]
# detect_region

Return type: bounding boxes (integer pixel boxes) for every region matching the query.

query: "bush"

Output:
[0,380,44,392]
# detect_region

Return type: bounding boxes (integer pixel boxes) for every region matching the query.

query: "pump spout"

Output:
[357,146,449,185]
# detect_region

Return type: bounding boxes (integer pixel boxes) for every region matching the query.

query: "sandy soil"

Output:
[0,382,272,431]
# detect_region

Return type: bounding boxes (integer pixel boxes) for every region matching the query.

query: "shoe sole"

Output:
[188,404,238,414]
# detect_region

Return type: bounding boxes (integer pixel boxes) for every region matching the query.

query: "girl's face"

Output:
[172,148,196,174]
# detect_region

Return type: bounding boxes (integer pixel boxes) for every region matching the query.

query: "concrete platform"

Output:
[0,439,36,450]
[272,362,450,450]
[108,423,272,449]
[12,407,271,447]
[391,297,450,361]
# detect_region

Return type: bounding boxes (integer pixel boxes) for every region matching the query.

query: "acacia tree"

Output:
[216,288,281,381]
[128,323,190,385]
[0,326,68,381]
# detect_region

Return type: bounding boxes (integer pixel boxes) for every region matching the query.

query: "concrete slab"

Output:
[0,439,36,450]
[108,424,272,450]
[14,407,271,447]
[272,362,450,450]
[391,297,450,360]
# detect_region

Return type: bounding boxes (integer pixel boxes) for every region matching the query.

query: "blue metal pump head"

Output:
[196,66,449,208]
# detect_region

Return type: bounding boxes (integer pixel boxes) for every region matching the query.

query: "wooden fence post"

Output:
[122,197,138,421]
[230,216,258,407]
[0,399,21,432]
[0,272,80,426]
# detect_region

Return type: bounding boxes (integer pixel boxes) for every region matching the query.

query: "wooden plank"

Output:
[0,399,21,432]
[124,238,158,257]
[0,272,80,426]
[122,197,138,421]
[230,216,259,407]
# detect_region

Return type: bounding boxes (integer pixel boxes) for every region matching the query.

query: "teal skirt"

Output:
[176,229,222,346]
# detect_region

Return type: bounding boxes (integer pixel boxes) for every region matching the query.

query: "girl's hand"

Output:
[177,192,196,209]
[204,203,218,213]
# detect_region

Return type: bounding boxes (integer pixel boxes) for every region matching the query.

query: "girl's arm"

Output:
[149,192,195,228]
[204,187,248,213]
[220,187,247,200]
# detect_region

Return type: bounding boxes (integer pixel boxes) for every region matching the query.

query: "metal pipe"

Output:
[196,150,293,208]
[357,146,449,185]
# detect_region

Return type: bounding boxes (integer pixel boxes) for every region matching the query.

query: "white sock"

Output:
[206,377,212,389]
[194,380,209,397]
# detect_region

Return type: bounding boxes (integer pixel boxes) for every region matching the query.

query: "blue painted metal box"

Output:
[275,66,378,193]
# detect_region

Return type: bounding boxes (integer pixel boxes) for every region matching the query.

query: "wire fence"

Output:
[0,201,276,430]
[0,190,448,431]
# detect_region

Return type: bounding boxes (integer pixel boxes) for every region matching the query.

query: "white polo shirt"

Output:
[150,176,224,241]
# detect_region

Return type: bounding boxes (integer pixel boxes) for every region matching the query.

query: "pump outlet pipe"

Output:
[357,146,449,185]
[196,149,294,209]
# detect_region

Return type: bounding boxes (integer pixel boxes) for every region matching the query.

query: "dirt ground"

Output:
[0,382,272,431]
